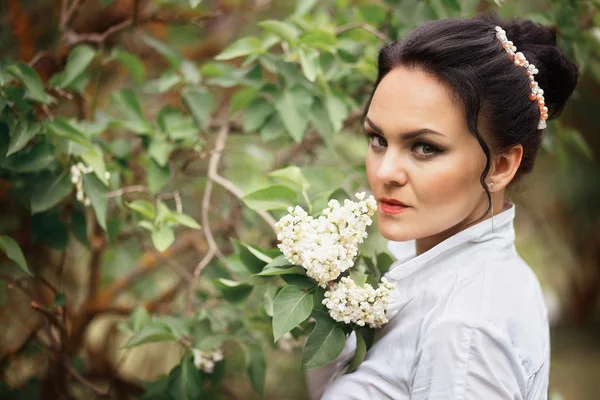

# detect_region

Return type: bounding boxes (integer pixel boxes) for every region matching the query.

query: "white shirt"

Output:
[306,203,550,399]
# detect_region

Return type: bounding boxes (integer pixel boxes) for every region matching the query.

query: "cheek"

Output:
[414,152,484,207]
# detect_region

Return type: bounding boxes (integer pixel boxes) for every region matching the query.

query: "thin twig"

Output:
[28,51,54,67]
[185,124,232,314]
[186,248,216,315]
[336,22,392,44]
[107,185,148,198]
[41,104,54,121]
[209,166,277,231]
[64,18,133,47]
[64,360,109,397]
[173,191,183,214]
[202,124,229,259]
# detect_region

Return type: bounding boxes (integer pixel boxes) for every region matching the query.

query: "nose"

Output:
[376,151,407,187]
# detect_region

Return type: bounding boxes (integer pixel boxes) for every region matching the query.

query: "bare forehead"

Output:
[367,67,463,132]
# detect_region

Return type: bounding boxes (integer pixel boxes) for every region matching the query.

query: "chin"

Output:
[378,218,417,242]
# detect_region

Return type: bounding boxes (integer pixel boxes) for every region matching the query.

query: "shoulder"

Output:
[425,251,549,376]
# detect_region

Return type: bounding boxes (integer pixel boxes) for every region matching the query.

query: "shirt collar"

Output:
[385,201,516,284]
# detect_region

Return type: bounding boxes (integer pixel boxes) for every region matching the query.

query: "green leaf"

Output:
[70,208,89,247]
[143,71,181,94]
[255,255,305,276]
[242,98,273,132]
[294,0,318,17]
[140,375,170,400]
[123,322,177,348]
[4,141,54,173]
[325,93,349,134]
[54,292,67,307]
[309,99,334,146]
[242,184,298,211]
[31,210,69,250]
[260,114,286,142]
[181,87,214,129]
[179,61,201,85]
[245,343,266,396]
[347,330,367,373]
[48,118,93,148]
[191,318,212,344]
[215,37,264,61]
[376,253,394,275]
[299,30,337,50]
[0,235,32,275]
[258,20,300,44]
[83,174,108,230]
[298,47,319,82]
[301,311,346,369]
[349,271,368,287]
[6,62,54,104]
[111,90,152,134]
[155,200,171,225]
[263,283,278,317]
[54,45,96,89]
[214,278,253,304]
[142,35,182,68]
[167,354,203,400]
[272,286,313,342]
[189,0,202,7]
[31,171,72,214]
[152,225,175,252]
[114,49,146,84]
[80,146,108,185]
[231,240,269,274]
[231,87,259,113]
[127,200,156,219]
[256,265,304,276]
[148,139,173,167]
[7,120,41,156]
[281,273,315,289]
[147,159,170,193]
[172,213,201,230]
[158,107,197,141]
[130,307,151,331]
[268,166,309,192]
[274,86,313,142]
[264,255,293,268]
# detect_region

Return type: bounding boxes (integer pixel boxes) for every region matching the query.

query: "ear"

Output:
[487,144,523,191]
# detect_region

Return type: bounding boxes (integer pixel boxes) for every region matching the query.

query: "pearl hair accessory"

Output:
[494,26,548,130]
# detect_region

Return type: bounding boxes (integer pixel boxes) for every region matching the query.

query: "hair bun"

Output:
[480,12,579,118]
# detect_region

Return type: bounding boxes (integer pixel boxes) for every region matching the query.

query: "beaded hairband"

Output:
[494,26,548,129]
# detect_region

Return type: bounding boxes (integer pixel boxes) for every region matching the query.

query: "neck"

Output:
[415,192,507,256]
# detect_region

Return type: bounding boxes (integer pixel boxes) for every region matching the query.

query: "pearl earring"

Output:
[488,182,494,189]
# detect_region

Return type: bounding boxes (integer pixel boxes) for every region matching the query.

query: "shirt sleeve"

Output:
[410,317,528,400]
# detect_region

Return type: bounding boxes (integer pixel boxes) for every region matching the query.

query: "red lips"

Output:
[379,198,410,215]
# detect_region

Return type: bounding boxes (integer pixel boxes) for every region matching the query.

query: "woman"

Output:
[306,12,578,400]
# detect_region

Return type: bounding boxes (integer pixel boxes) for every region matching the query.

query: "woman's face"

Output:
[365,66,490,245]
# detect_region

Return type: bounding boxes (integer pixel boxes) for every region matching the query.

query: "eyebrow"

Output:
[364,116,444,140]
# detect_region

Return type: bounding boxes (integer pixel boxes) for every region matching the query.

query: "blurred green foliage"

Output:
[0,0,598,399]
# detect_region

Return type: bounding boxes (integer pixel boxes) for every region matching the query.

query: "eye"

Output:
[367,133,388,150]
[412,142,441,157]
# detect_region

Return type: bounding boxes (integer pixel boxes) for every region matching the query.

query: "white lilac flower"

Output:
[192,347,224,374]
[69,162,94,206]
[274,192,377,287]
[322,276,396,328]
